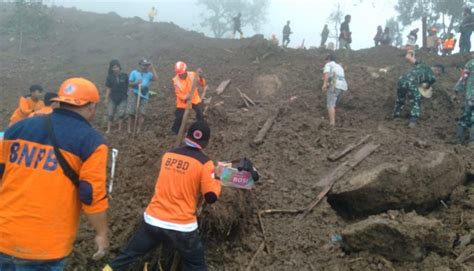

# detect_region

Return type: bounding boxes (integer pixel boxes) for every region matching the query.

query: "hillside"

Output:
[1,6,473,271]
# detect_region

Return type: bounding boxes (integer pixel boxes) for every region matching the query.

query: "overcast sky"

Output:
[48,0,421,49]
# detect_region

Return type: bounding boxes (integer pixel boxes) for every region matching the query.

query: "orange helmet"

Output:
[175,61,187,75]
[51,77,100,106]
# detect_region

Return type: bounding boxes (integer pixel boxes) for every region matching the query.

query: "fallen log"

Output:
[253,115,277,145]
[216,79,231,95]
[296,143,380,221]
[314,142,380,188]
[327,135,371,161]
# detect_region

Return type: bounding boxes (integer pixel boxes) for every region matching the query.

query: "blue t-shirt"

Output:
[129,70,154,99]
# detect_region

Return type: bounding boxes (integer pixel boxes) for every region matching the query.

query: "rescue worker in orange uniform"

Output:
[105,121,221,271]
[442,33,456,56]
[0,78,109,270]
[171,61,206,134]
[9,84,45,126]
[29,92,60,117]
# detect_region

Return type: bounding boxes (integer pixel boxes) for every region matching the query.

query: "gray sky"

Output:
[48,0,418,49]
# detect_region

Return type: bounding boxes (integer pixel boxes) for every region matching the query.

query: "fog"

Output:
[49,0,414,49]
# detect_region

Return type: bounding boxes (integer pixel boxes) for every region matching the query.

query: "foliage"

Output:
[386,17,403,47]
[197,0,269,38]
[1,0,53,39]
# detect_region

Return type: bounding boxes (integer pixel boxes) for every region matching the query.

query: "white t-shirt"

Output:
[323,61,348,91]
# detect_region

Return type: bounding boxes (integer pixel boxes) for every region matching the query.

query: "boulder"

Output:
[328,151,465,218]
[341,211,455,262]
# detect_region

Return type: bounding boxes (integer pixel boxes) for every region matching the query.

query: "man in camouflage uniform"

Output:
[454,57,474,144]
[393,51,444,128]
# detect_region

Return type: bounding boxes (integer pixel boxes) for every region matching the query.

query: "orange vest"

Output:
[29,106,53,118]
[172,72,205,109]
[444,38,455,49]
[9,97,45,126]
[145,147,221,226]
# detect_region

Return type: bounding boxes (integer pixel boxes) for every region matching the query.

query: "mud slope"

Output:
[1,6,474,271]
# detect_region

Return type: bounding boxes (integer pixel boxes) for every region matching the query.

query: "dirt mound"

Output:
[1,6,474,271]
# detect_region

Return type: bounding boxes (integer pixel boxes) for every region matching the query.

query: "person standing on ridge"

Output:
[282,20,292,48]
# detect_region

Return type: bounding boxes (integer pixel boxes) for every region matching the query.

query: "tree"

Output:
[327,3,344,48]
[197,0,269,38]
[395,0,474,46]
[386,17,403,47]
[1,0,53,52]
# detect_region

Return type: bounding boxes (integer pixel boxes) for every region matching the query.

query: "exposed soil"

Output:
[1,6,474,271]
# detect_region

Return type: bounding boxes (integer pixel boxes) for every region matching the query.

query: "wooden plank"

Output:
[315,142,379,188]
[242,93,256,106]
[236,88,251,108]
[216,79,231,95]
[253,115,277,145]
[327,135,371,161]
[296,143,380,220]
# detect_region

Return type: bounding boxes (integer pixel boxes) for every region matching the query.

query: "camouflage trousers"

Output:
[393,83,421,120]
[458,103,474,128]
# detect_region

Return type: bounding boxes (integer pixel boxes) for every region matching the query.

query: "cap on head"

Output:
[139,58,151,66]
[51,77,100,106]
[30,84,43,93]
[186,121,210,147]
[175,61,187,75]
[326,53,336,62]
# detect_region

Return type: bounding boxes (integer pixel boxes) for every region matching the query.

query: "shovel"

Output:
[108,148,119,194]
[133,85,142,136]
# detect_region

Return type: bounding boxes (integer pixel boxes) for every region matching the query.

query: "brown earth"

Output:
[1,6,474,271]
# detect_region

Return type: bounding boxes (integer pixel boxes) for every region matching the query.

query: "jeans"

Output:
[0,253,66,271]
[110,221,207,271]
[171,104,205,134]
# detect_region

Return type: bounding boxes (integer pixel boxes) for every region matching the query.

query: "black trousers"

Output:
[171,104,204,134]
[110,221,207,271]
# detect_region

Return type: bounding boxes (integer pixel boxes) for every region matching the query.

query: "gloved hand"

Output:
[237,158,259,182]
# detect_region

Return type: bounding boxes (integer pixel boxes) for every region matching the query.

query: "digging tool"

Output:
[133,85,142,136]
[174,74,199,147]
[108,148,118,194]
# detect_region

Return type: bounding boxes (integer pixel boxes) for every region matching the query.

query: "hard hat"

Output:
[139,58,151,66]
[175,61,187,75]
[51,78,100,106]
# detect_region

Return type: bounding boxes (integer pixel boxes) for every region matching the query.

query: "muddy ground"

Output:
[1,6,474,271]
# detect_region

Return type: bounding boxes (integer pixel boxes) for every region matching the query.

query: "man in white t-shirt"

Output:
[322,53,348,126]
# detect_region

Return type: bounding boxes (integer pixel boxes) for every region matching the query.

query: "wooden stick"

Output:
[201,85,209,100]
[216,79,231,95]
[295,143,380,221]
[133,85,142,136]
[257,209,303,253]
[203,97,213,115]
[245,241,265,271]
[237,88,251,108]
[314,143,380,188]
[327,135,371,161]
[253,115,277,145]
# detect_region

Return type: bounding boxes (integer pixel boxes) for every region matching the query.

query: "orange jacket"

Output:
[145,146,221,227]
[9,96,45,126]
[443,38,456,50]
[173,72,206,109]
[29,106,53,117]
[0,109,108,260]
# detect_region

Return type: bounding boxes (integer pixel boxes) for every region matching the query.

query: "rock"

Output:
[341,212,455,262]
[328,151,465,218]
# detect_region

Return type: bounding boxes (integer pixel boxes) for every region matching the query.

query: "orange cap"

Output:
[175,61,187,75]
[51,78,100,106]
